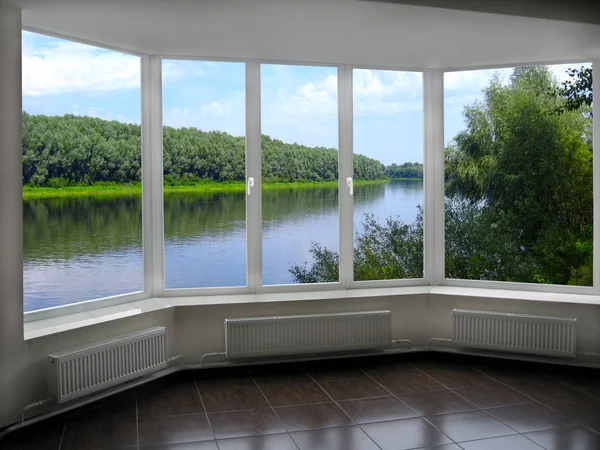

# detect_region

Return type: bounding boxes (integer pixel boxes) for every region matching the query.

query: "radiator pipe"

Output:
[200,351,227,367]
[391,339,412,349]
[427,337,453,350]
[20,398,54,425]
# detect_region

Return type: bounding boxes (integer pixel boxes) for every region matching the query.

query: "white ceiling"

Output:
[5,0,600,69]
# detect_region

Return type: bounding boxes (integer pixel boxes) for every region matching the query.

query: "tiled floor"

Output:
[3,352,600,449]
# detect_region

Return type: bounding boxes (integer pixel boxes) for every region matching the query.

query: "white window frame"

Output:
[21,27,600,323]
[439,60,600,296]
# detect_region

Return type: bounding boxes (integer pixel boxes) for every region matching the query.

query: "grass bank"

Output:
[22,179,395,200]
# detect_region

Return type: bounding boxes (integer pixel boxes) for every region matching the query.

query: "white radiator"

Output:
[452,309,576,358]
[225,311,391,359]
[48,327,168,404]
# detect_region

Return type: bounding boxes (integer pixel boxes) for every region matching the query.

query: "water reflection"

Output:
[24,180,423,310]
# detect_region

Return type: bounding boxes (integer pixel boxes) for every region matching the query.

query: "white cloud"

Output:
[202,101,232,117]
[354,69,422,99]
[273,76,338,118]
[23,38,140,96]
[444,68,512,93]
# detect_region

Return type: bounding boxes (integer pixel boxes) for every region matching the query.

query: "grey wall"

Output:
[6,292,599,428]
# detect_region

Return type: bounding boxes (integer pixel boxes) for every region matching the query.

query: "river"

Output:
[23,179,423,312]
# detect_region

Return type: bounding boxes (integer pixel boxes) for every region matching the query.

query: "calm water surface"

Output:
[23,180,423,311]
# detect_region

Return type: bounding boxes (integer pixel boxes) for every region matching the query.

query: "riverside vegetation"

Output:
[22,112,422,200]
[291,66,594,286]
[23,65,593,288]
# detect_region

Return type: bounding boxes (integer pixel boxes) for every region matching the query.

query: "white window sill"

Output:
[23,285,600,340]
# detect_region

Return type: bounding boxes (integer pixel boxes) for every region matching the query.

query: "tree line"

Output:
[384,162,423,179]
[22,113,391,186]
[293,66,593,286]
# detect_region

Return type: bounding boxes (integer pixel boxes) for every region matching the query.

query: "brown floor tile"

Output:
[208,408,286,439]
[454,384,530,408]
[139,373,198,396]
[410,358,461,373]
[458,435,545,450]
[426,410,517,442]
[194,373,256,392]
[399,389,477,416]
[357,359,417,377]
[549,373,600,399]
[476,365,551,384]
[201,388,268,412]
[362,417,453,449]
[261,383,330,407]
[485,402,575,433]
[508,379,580,403]
[139,442,219,449]
[0,418,65,450]
[413,445,462,450]
[318,378,388,401]
[425,367,496,388]
[524,425,600,450]
[308,366,367,382]
[7,356,600,450]
[291,426,380,450]
[62,418,138,450]
[138,392,205,417]
[252,371,313,387]
[338,396,418,424]
[68,394,137,422]
[373,372,445,395]
[275,402,353,431]
[138,414,213,446]
[217,433,299,450]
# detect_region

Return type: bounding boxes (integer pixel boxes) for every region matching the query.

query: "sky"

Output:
[22,30,591,166]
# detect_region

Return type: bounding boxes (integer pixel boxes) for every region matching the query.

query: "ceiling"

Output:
[4,0,600,69]
[362,0,600,25]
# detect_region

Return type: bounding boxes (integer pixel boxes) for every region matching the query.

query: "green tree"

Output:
[293,65,593,286]
[445,66,592,285]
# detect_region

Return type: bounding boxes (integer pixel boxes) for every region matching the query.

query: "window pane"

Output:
[352,69,424,281]
[444,64,593,285]
[162,60,246,289]
[22,32,142,311]
[261,64,339,285]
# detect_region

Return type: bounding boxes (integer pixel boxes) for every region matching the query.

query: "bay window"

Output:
[22,29,599,320]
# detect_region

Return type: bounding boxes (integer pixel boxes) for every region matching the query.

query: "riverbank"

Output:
[22,178,410,200]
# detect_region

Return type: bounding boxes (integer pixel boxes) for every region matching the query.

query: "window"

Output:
[444,64,593,286]
[352,69,424,281]
[162,60,246,289]
[22,31,142,311]
[260,64,339,285]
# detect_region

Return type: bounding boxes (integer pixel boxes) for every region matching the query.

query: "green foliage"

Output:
[385,162,423,179]
[294,65,593,286]
[290,211,423,282]
[445,66,593,285]
[22,113,386,186]
[554,66,593,116]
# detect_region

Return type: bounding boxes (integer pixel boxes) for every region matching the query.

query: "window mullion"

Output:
[246,60,262,292]
[593,60,599,292]
[423,70,445,286]
[141,55,165,297]
[338,64,354,287]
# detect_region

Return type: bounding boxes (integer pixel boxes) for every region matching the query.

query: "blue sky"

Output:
[23,31,590,166]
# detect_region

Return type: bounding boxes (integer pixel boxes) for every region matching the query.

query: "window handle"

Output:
[346,177,353,196]
[247,177,255,196]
